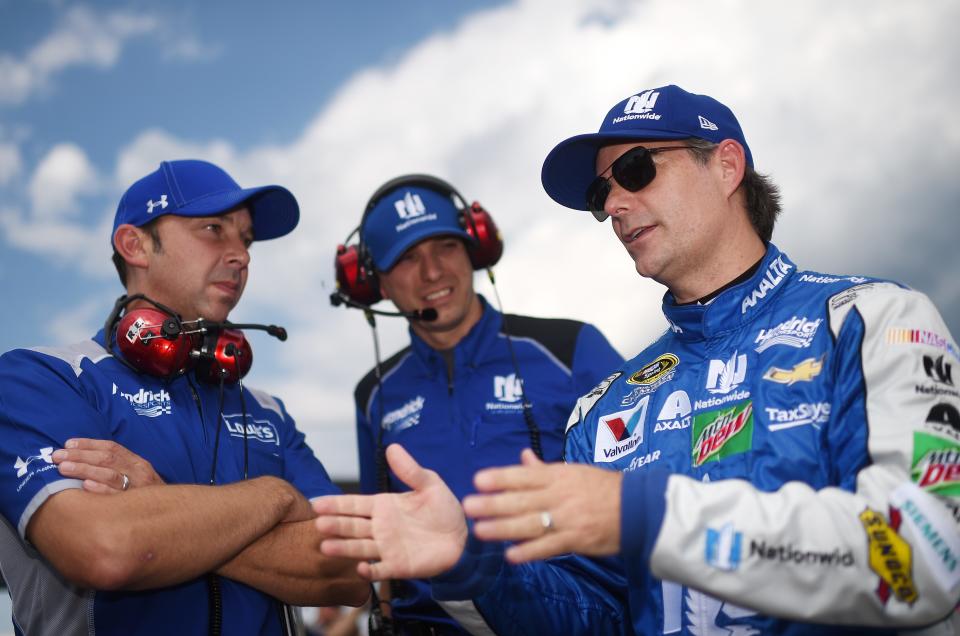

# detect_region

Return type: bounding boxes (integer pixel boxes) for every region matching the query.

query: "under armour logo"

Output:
[394,192,426,220]
[14,447,54,478]
[624,90,659,114]
[924,355,954,386]
[146,195,168,214]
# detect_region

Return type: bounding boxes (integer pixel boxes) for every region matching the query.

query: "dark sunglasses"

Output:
[586,145,695,221]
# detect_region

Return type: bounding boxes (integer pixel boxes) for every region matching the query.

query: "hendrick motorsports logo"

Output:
[754,316,822,353]
[113,383,172,417]
[222,414,280,445]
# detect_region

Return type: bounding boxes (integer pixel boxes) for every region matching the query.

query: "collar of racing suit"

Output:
[407,294,502,379]
[662,243,796,341]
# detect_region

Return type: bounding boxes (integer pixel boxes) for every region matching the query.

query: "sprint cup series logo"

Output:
[594,397,649,463]
[692,401,754,467]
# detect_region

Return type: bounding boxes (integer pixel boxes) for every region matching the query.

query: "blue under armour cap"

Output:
[361,185,473,271]
[541,85,752,210]
[112,159,299,243]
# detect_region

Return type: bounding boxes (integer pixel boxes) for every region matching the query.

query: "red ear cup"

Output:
[464,202,503,269]
[195,329,252,384]
[116,308,193,377]
[334,243,382,306]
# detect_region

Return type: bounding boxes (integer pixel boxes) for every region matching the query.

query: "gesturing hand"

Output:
[313,444,467,581]
[53,438,165,494]
[463,449,623,563]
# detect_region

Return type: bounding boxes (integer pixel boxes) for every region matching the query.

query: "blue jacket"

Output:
[355,296,623,631]
[0,329,339,636]
[433,245,960,634]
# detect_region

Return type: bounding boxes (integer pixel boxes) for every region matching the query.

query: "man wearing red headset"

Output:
[339,175,624,634]
[0,160,368,635]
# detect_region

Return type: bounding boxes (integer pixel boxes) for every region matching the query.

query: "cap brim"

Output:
[177,185,299,241]
[541,130,690,211]
[376,227,474,271]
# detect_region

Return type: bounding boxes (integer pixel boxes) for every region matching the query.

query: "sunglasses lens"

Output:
[612,147,656,192]
[585,177,611,221]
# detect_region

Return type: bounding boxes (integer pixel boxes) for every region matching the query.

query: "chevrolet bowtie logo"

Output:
[147,195,168,214]
[762,356,824,385]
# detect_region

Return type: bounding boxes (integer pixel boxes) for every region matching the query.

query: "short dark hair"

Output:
[684,138,782,242]
[111,219,163,286]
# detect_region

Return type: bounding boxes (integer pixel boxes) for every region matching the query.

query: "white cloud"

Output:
[0,6,167,105]
[29,143,98,219]
[13,0,960,479]
[0,143,22,185]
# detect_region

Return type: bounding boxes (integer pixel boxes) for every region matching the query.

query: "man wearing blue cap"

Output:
[0,160,367,635]
[315,87,960,634]
[346,175,623,634]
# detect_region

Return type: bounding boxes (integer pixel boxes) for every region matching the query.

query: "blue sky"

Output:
[1,0,959,492]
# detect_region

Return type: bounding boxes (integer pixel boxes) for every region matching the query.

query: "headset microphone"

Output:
[329,291,437,322]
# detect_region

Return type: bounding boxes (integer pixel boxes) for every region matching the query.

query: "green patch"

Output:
[691,401,754,467]
[912,432,960,497]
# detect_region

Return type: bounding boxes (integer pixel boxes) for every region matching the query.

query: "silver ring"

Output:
[120,473,130,491]
[540,511,554,533]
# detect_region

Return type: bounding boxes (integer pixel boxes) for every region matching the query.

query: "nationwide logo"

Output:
[692,401,754,467]
[740,255,792,314]
[887,327,960,363]
[394,191,426,219]
[14,447,53,478]
[754,316,822,353]
[381,395,425,433]
[653,389,691,433]
[705,522,742,571]
[762,356,824,386]
[486,374,526,413]
[860,506,918,606]
[223,414,280,445]
[765,402,831,432]
[113,383,172,417]
[594,396,649,463]
[612,90,662,124]
[924,355,954,386]
[798,274,868,284]
[912,432,960,497]
[749,540,854,567]
[705,352,747,394]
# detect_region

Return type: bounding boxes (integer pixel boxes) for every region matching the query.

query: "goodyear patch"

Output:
[859,507,918,606]
[691,400,753,467]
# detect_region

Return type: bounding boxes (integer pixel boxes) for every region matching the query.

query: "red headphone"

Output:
[104,294,287,383]
[333,175,504,307]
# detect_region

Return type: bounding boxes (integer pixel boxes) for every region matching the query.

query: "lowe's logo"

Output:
[223,414,280,445]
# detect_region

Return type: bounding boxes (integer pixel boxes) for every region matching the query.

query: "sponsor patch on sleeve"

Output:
[890,482,960,594]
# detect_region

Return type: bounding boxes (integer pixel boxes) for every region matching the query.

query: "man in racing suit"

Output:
[0,160,367,635]
[348,175,624,633]
[314,85,959,634]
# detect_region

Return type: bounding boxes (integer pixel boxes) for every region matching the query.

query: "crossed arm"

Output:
[38,438,368,606]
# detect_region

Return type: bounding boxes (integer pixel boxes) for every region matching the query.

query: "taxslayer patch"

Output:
[912,432,960,497]
[691,401,754,467]
[859,507,918,606]
[626,353,679,386]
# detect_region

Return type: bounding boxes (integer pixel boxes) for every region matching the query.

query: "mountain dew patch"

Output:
[692,400,754,467]
[912,432,960,497]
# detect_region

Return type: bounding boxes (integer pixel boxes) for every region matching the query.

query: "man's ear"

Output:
[715,139,747,198]
[378,276,391,301]
[113,224,151,269]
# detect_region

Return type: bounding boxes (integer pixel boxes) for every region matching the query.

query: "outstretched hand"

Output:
[52,438,165,494]
[463,449,623,563]
[313,444,467,581]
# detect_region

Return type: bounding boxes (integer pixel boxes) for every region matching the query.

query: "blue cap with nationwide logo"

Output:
[541,85,752,211]
[361,185,473,271]
[112,159,300,243]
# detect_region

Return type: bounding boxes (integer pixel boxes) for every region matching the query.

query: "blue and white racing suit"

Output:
[433,244,960,635]
[0,328,339,636]
[355,296,624,632]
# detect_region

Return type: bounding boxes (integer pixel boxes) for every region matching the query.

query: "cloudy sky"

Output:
[2,0,958,489]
